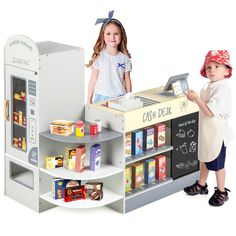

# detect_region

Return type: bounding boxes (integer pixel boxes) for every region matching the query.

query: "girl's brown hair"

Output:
[86,20,131,67]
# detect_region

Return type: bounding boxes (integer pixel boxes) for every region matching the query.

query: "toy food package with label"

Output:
[132,162,144,189]
[131,130,143,156]
[155,155,166,180]
[65,147,76,170]
[85,182,103,200]
[75,145,86,172]
[45,155,63,169]
[154,123,166,148]
[143,127,154,151]
[125,167,132,192]
[90,144,101,171]
[125,132,132,158]
[144,159,156,184]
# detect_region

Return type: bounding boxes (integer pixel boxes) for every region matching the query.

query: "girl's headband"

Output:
[95,10,123,27]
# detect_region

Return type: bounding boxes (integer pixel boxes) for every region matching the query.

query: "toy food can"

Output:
[90,123,98,135]
[75,120,85,137]
[94,119,102,132]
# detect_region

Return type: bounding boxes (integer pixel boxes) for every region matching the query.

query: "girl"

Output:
[184,50,233,207]
[86,10,132,104]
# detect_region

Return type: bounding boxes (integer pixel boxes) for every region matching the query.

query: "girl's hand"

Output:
[186,90,199,102]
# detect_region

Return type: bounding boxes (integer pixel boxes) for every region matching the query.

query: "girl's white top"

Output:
[198,79,234,162]
[92,50,132,97]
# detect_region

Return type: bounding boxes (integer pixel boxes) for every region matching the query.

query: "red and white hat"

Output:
[200,50,232,78]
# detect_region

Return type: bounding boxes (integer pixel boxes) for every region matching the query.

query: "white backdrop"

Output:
[0,0,236,235]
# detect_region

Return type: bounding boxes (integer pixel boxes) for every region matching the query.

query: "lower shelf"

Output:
[40,188,123,209]
[125,177,173,199]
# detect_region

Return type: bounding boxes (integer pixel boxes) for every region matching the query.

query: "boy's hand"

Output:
[186,90,199,102]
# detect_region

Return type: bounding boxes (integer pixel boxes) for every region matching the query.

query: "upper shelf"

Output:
[40,127,123,144]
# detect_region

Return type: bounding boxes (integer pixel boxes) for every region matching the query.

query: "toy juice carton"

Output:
[155,155,166,180]
[131,130,143,156]
[65,147,76,170]
[125,167,132,192]
[132,162,144,189]
[90,144,101,171]
[143,127,154,151]
[154,123,166,148]
[75,145,86,172]
[125,132,132,158]
[144,159,156,184]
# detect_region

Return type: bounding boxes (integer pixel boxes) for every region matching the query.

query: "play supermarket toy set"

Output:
[4,35,199,213]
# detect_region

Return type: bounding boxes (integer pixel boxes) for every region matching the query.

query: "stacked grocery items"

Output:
[125,122,166,159]
[52,179,103,201]
[125,155,166,192]
[44,143,101,172]
[50,119,102,136]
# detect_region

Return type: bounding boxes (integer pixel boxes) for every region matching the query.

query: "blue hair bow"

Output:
[95,10,114,25]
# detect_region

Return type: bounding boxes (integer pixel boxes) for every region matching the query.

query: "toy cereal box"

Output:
[143,127,154,151]
[154,123,166,148]
[144,159,156,184]
[155,155,166,180]
[65,147,76,170]
[131,130,143,156]
[75,145,86,172]
[132,162,144,189]
[125,132,132,158]
[90,144,101,171]
[125,167,132,192]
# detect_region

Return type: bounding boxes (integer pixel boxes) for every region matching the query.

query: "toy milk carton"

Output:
[155,155,166,180]
[144,159,156,184]
[131,130,143,156]
[125,167,132,192]
[125,132,132,158]
[75,145,86,172]
[90,144,101,171]
[154,123,166,148]
[143,127,154,151]
[132,163,144,189]
[65,147,76,169]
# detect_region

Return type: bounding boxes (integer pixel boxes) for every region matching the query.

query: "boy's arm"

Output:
[124,72,132,93]
[187,90,214,117]
[87,68,99,104]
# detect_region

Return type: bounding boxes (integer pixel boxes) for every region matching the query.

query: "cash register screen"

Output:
[160,73,189,96]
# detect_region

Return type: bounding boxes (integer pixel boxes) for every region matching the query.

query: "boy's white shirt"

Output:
[198,79,234,162]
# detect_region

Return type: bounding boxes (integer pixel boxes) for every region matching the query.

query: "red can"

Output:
[90,123,98,135]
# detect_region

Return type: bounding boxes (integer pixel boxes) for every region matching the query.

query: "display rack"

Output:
[5,35,199,214]
[86,87,200,213]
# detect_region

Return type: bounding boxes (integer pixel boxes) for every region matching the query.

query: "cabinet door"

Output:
[5,65,37,164]
[171,112,199,179]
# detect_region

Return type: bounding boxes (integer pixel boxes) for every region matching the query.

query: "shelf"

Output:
[40,127,123,144]
[125,145,173,165]
[125,177,173,199]
[40,163,123,180]
[40,188,123,208]
[13,122,26,128]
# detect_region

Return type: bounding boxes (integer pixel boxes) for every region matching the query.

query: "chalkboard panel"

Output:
[171,112,199,179]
